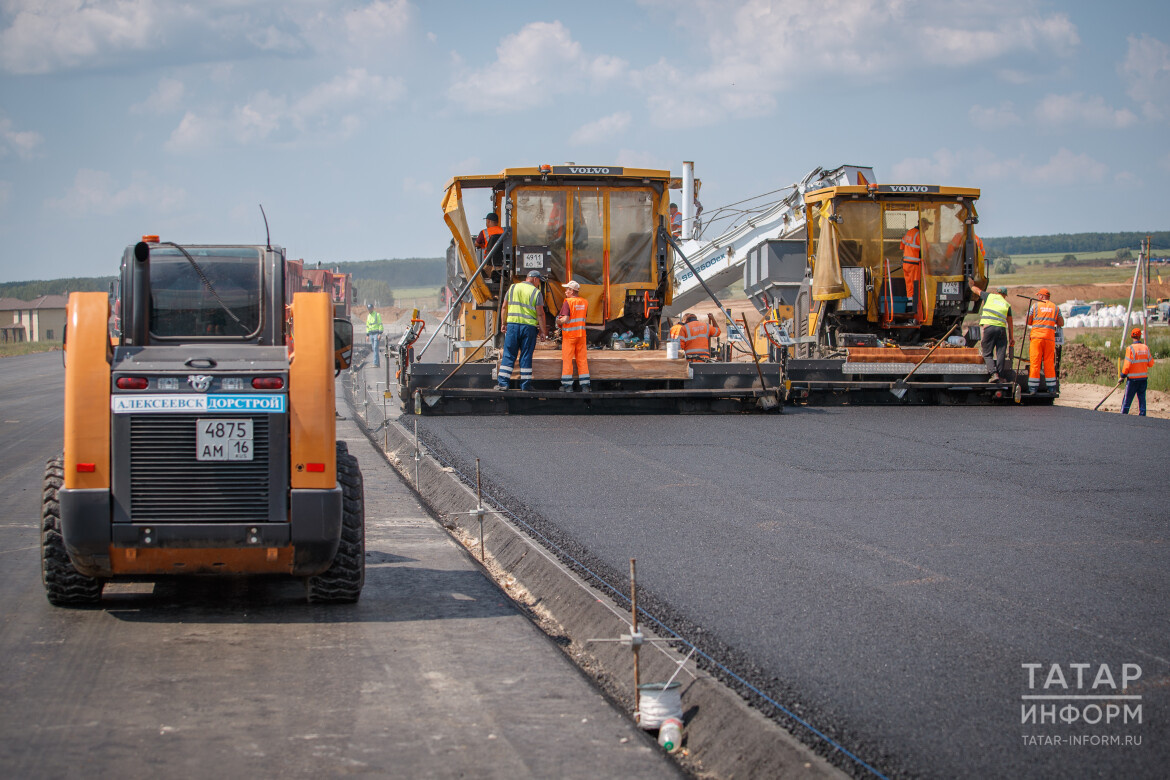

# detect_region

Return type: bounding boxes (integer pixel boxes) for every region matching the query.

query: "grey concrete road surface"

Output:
[0,352,679,779]
[410,402,1170,778]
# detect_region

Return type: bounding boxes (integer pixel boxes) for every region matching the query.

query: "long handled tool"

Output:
[1093,378,1125,411]
[740,313,779,411]
[890,319,962,399]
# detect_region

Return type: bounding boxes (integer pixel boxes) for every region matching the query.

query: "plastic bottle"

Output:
[657,717,682,753]
[643,325,651,344]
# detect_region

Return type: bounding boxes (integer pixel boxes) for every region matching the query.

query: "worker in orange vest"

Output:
[474,212,504,252]
[669,203,682,238]
[1120,327,1154,416]
[679,313,720,361]
[557,280,590,392]
[1025,287,1064,394]
[900,215,930,318]
[668,317,685,340]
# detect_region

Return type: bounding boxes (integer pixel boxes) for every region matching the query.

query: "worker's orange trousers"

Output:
[561,336,589,387]
[1029,338,1056,381]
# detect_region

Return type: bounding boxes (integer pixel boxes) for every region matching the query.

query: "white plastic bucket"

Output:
[638,682,683,729]
[666,340,680,359]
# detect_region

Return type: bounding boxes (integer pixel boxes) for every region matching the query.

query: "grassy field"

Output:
[989,250,1170,286]
[0,341,62,358]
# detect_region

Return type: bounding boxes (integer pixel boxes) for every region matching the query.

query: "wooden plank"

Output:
[499,348,692,380]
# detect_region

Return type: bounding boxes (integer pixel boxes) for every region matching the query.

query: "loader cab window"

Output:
[148,248,263,339]
[513,190,568,283]
[608,190,654,284]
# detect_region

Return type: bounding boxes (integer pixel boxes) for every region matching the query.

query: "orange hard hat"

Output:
[1037,288,1050,297]
[1132,327,1143,339]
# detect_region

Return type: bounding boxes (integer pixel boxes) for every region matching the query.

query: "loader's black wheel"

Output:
[41,455,103,607]
[306,442,366,603]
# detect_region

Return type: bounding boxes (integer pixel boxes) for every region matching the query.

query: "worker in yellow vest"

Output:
[1121,327,1154,416]
[969,282,1015,382]
[497,270,548,390]
[365,303,384,368]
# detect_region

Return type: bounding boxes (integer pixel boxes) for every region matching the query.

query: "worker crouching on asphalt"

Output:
[557,280,590,392]
[497,270,548,390]
[1025,287,1063,394]
[969,281,1015,382]
[1121,327,1153,416]
[679,313,720,361]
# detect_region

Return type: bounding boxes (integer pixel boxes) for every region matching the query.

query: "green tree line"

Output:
[326,257,445,287]
[983,232,1170,256]
[0,277,116,300]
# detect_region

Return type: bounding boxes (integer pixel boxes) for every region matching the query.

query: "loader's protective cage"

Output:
[146,247,264,339]
[442,166,673,326]
[804,185,984,329]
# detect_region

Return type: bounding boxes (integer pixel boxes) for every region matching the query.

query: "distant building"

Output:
[0,295,68,343]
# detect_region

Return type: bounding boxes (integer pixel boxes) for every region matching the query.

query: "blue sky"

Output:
[0,0,1167,282]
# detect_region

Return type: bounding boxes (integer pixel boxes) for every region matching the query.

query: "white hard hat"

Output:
[565,280,580,290]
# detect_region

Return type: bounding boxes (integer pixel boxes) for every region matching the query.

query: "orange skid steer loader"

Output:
[43,237,363,605]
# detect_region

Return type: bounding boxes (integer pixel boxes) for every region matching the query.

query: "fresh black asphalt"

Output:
[411,404,1169,778]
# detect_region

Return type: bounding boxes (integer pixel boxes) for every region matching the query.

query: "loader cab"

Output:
[803,185,983,342]
[442,166,673,352]
[118,241,287,347]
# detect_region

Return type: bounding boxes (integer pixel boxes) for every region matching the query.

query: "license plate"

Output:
[196,418,253,461]
[941,281,960,296]
[523,252,544,269]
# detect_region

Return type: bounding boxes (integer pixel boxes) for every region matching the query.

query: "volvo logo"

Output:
[187,374,213,392]
[552,166,624,176]
[879,185,938,193]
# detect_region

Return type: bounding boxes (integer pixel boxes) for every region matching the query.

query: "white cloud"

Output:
[614,149,670,171]
[1120,34,1170,120]
[46,169,186,216]
[131,77,186,115]
[344,0,413,53]
[165,67,403,151]
[889,147,1107,188]
[448,21,627,112]
[1031,148,1107,186]
[0,116,43,158]
[0,0,158,74]
[1034,93,1138,129]
[0,1,413,75]
[638,0,1079,126]
[969,102,1022,130]
[889,150,961,184]
[293,68,403,120]
[569,112,631,145]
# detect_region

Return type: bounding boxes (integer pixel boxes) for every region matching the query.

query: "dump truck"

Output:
[43,236,364,606]
[744,182,1056,403]
[397,165,780,414]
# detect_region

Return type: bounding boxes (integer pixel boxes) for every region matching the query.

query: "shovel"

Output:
[1093,378,1125,411]
[890,320,963,399]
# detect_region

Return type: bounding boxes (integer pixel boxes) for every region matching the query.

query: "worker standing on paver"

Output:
[1121,327,1154,416]
[498,270,548,390]
[900,215,930,318]
[1025,287,1064,394]
[679,313,720,361]
[969,282,1015,382]
[556,280,590,392]
[365,303,384,369]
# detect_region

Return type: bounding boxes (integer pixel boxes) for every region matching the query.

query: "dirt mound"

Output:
[1059,344,1115,379]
